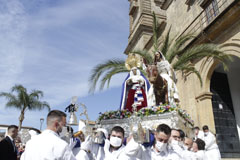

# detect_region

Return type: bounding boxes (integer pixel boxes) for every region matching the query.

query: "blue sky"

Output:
[0,0,130,130]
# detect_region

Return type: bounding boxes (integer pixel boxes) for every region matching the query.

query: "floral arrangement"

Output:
[136,105,175,117]
[177,108,194,126]
[98,104,194,126]
[98,109,132,121]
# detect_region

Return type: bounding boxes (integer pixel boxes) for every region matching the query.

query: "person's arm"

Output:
[62,145,77,160]
[75,149,90,160]
[123,137,148,160]
[124,137,141,157]
[0,139,8,157]
[127,79,132,85]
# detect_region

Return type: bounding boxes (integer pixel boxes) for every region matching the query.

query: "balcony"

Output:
[178,0,232,38]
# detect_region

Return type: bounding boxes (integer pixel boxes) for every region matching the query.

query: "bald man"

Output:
[184,137,193,151]
[182,137,195,160]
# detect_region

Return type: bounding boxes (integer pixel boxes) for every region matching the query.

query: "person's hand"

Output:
[126,135,133,144]
[69,138,77,150]
[81,136,93,152]
[127,79,132,84]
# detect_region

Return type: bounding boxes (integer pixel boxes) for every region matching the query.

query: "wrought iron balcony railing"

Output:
[179,0,231,38]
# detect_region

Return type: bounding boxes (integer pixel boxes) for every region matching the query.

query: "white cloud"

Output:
[0,0,130,127]
[0,0,27,91]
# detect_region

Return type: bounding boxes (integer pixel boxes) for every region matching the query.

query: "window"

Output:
[204,0,219,24]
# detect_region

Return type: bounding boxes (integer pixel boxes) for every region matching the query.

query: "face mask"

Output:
[183,145,188,150]
[204,132,209,136]
[155,141,167,152]
[171,139,179,146]
[110,136,122,147]
[59,126,68,137]
[179,141,184,147]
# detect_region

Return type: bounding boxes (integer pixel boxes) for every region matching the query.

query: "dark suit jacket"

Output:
[0,136,17,160]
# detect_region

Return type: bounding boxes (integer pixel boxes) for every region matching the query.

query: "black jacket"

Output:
[0,136,17,160]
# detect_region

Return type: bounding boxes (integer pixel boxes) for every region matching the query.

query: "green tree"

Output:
[89,12,231,93]
[0,84,50,130]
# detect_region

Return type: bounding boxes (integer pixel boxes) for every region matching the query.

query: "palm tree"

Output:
[89,12,231,93]
[0,84,50,130]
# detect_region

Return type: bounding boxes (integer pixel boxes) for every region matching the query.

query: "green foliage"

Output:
[89,12,232,92]
[132,12,232,86]
[88,59,128,93]
[0,84,50,129]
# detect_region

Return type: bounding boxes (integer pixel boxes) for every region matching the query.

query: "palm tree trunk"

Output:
[18,110,25,130]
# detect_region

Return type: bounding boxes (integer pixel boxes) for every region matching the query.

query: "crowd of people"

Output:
[0,110,221,160]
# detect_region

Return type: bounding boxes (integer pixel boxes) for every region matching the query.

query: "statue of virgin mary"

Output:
[120,67,150,112]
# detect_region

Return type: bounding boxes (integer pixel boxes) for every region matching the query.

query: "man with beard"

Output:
[21,110,76,160]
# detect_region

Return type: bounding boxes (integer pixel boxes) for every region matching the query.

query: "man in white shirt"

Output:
[76,126,137,160]
[193,127,204,141]
[136,124,180,160]
[182,137,196,160]
[168,129,183,158]
[21,110,76,160]
[103,126,136,160]
[202,125,221,160]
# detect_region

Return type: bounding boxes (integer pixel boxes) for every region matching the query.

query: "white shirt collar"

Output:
[43,129,59,137]
[7,135,14,141]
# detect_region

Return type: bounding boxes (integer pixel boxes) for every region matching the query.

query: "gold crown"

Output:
[125,53,142,70]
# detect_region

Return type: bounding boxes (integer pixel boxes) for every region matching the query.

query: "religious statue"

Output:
[154,51,179,105]
[120,67,150,112]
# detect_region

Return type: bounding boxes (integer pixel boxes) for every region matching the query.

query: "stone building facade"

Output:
[126,0,240,159]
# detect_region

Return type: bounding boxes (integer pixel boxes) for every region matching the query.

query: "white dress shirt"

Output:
[21,129,76,160]
[202,132,221,160]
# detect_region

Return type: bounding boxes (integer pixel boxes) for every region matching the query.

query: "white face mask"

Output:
[171,139,179,146]
[110,136,122,147]
[59,126,68,137]
[155,141,167,152]
[179,141,184,147]
[204,132,209,136]
[183,145,189,150]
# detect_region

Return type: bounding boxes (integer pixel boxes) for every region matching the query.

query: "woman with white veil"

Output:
[154,51,179,106]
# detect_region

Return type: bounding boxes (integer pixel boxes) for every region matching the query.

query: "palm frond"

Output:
[173,44,232,70]
[152,12,159,52]
[30,90,44,99]
[100,66,129,90]
[176,65,203,86]
[6,101,22,110]
[11,85,29,109]
[166,33,195,63]
[160,26,172,57]
[11,84,26,94]
[88,59,126,93]
[28,101,50,111]
[0,92,17,101]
